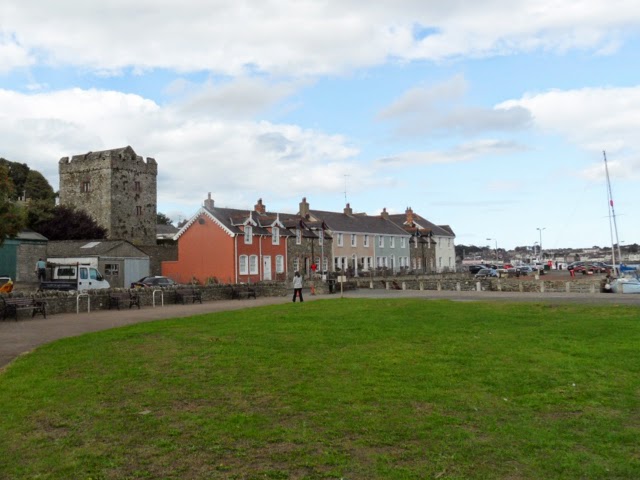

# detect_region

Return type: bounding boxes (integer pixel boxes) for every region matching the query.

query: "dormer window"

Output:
[244,225,253,244]
[296,228,302,245]
[318,232,324,246]
[272,226,280,245]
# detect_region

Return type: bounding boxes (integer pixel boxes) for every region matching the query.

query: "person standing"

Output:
[292,271,304,302]
[35,258,47,282]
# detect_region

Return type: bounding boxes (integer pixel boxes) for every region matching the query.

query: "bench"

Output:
[229,285,257,300]
[109,291,141,310]
[175,287,203,305]
[0,296,47,321]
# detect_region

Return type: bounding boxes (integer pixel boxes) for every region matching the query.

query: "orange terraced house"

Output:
[162,195,291,284]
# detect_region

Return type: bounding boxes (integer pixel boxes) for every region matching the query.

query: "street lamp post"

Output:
[536,227,546,261]
[486,238,498,262]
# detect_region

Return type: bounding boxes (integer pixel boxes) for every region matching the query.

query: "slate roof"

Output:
[175,206,297,240]
[387,213,455,238]
[15,230,48,242]
[308,209,408,236]
[47,240,148,258]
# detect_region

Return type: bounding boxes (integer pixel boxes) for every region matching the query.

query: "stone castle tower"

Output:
[59,146,158,245]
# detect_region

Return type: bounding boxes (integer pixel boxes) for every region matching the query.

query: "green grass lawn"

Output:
[1,298,639,479]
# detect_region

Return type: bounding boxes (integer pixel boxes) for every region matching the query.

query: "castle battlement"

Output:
[59,146,157,175]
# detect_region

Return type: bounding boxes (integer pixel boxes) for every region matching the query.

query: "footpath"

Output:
[2,289,639,370]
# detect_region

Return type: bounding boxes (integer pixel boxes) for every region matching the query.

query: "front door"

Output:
[263,256,272,281]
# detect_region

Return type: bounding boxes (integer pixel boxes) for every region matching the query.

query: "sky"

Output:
[1,1,639,251]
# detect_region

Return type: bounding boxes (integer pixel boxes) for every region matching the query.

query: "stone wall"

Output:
[16,243,47,282]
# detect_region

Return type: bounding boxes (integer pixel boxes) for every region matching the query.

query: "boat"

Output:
[609,270,640,294]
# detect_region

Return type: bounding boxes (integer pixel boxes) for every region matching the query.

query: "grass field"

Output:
[0,298,639,479]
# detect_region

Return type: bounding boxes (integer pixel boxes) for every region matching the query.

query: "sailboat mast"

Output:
[603,151,623,270]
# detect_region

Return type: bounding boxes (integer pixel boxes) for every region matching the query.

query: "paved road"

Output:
[1,290,639,370]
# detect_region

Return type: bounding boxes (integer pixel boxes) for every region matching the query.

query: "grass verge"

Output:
[0,298,639,479]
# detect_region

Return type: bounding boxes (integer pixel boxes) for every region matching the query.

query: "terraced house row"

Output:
[162,194,455,284]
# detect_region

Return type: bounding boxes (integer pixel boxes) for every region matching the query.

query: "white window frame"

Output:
[244,226,253,244]
[239,255,248,274]
[249,255,258,274]
[378,236,384,248]
[293,257,300,272]
[272,226,280,245]
[363,235,369,247]
[318,231,324,246]
[390,236,394,248]
[296,228,302,245]
[337,233,343,247]
[400,237,406,248]
[275,255,284,273]
[351,234,356,247]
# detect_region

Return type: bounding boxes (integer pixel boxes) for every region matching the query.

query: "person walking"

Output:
[292,271,304,302]
[35,258,47,282]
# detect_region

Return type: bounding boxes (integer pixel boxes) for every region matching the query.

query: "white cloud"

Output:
[375,139,527,167]
[378,75,533,137]
[2,1,640,76]
[499,85,640,179]
[0,87,362,211]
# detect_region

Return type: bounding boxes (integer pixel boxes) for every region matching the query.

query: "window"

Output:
[390,237,395,248]
[244,225,253,244]
[81,181,90,193]
[249,255,258,274]
[322,256,328,272]
[351,234,357,247]
[239,255,248,274]
[276,255,284,273]
[337,233,343,247]
[378,236,384,248]
[296,228,302,245]
[136,206,142,216]
[293,257,300,272]
[105,264,119,276]
[363,235,369,247]
[272,227,280,245]
[80,268,88,280]
[400,237,406,248]
[134,181,141,192]
[318,232,324,246]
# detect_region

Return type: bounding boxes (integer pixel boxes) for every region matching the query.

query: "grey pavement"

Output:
[1,289,639,370]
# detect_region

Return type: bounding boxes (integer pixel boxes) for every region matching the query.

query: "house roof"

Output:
[307,209,408,236]
[387,213,455,238]
[16,230,48,242]
[156,224,179,236]
[47,240,148,258]
[174,206,296,240]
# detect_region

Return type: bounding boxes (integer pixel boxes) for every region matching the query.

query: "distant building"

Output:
[58,146,157,245]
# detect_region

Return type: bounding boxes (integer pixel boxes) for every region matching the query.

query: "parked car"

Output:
[518,265,534,275]
[474,268,498,279]
[573,264,608,274]
[131,276,176,288]
[468,265,488,274]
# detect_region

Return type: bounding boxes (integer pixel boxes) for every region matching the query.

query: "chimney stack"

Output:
[381,207,389,219]
[299,197,310,218]
[405,207,414,225]
[204,192,214,210]
[254,198,266,214]
[344,203,353,215]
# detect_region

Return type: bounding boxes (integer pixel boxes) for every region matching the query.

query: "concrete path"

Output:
[1,290,639,370]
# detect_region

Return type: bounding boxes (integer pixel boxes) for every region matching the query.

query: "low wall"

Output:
[1,274,605,317]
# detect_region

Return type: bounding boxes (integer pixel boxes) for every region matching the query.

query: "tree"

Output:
[157,212,173,226]
[24,170,56,203]
[0,159,30,201]
[31,205,107,240]
[0,164,25,245]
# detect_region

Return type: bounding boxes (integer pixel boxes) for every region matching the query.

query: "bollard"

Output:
[419,281,424,291]
[565,282,571,293]
[402,281,406,290]
[456,282,461,292]
[476,281,481,291]
[437,281,441,291]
